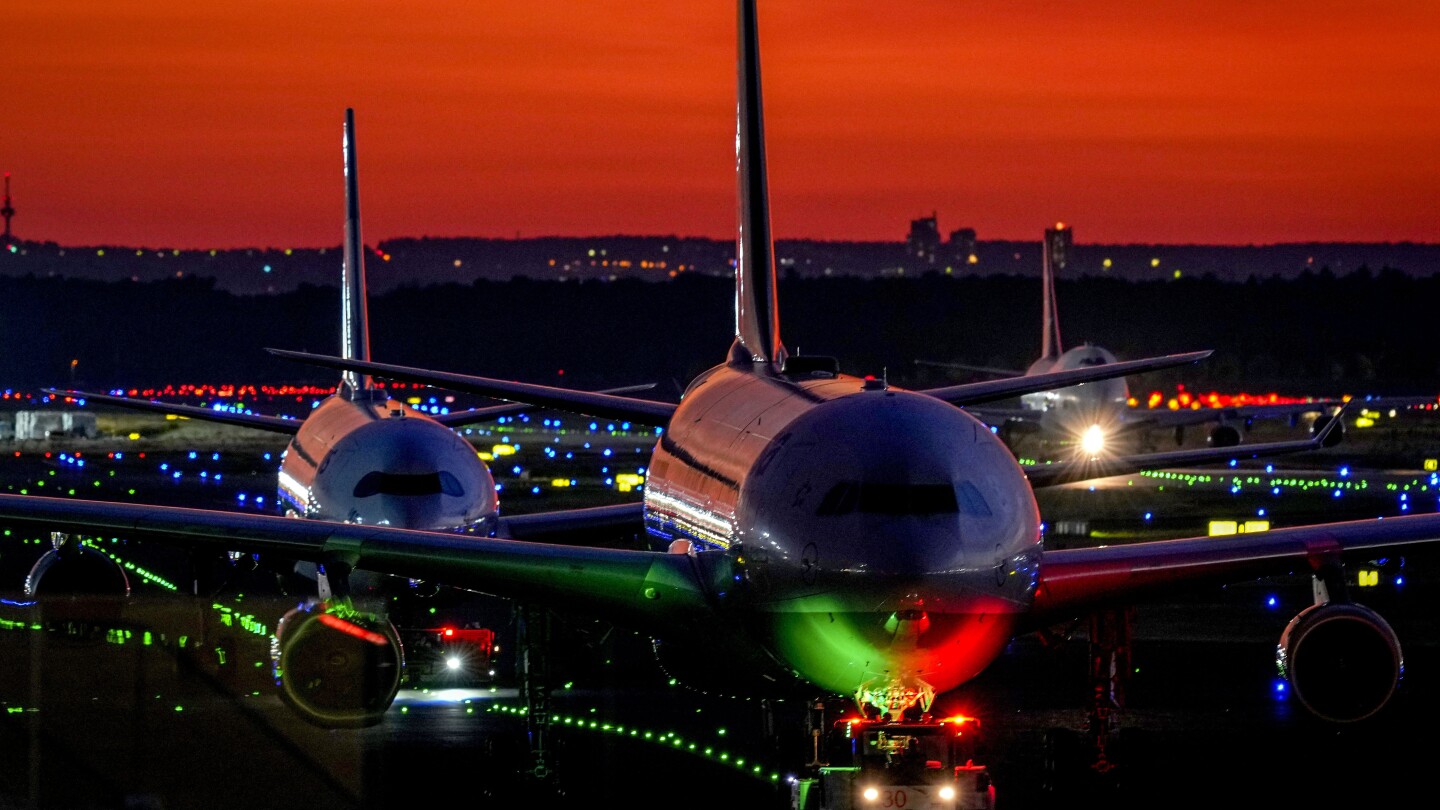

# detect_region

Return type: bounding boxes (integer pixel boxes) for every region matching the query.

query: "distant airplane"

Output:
[28,109,648,724]
[48,108,651,542]
[918,223,1360,456]
[0,1,1431,771]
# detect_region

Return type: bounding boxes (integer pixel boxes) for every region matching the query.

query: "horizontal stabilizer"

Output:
[495,502,645,541]
[267,349,678,425]
[1023,406,1344,488]
[919,350,1212,407]
[430,383,658,428]
[46,389,301,435]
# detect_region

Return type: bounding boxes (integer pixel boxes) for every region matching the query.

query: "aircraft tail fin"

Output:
[1041,223,1067,360]
[341,108,374,394]
[729,0,787,370]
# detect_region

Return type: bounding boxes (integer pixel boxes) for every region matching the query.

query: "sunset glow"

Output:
[5,1,1438,248]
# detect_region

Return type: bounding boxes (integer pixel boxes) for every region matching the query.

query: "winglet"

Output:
[729,0,787,370]
[341,108,373,395]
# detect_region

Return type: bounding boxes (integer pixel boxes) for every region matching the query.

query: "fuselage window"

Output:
[816,482,958,516]
[353,471,464,498]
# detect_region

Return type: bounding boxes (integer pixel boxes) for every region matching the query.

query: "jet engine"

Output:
[273,600,404,728]
[1276,602,1402,723]
[23,534,131,628]
[1207,424,1242,447]
[25,533,130,597]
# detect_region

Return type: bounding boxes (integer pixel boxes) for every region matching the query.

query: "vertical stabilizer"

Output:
[1041,223,1069,360]
[341,108,374,394]
[729,0,787,369]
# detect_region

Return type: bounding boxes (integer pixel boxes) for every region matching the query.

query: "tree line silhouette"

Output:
[2,265,1433,399]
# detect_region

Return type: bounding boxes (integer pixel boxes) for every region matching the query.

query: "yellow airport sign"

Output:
[1209,519,1270,537]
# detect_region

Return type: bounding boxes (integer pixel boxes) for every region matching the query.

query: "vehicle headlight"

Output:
[939,786,956,801]
[445,656,462,671]
[863,787,879,801]
[1081,423,1106,455]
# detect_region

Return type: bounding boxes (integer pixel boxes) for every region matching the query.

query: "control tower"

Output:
[2,173,14,244]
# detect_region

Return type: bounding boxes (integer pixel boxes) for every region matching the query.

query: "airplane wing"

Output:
[917,350,1212,407]
[46,389,302,435]
[267,349,678,426]
[0,493,707,635]
[1022,410,1344,488]
[1030,510,1440,626]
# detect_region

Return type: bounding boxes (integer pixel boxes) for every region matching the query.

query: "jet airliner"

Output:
[920,222,1364,456]
[0,0,1434,749]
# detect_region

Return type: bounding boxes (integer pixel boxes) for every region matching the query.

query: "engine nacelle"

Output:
[24,538,132,627]
[25,539,131,597]
[273,600,404,728]
[1276,602,1402,723]
[1207,424,1242,448]
[1311,414,1346,448]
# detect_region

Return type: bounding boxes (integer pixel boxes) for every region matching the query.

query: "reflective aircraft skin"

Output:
[645,366,1039,701]
[2,0,1437,729]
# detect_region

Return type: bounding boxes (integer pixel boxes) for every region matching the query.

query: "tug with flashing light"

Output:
[792,715,993,810]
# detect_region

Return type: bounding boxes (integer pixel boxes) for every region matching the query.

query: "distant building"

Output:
[13,411,97,441]
[949,227,977,267]
[906,213,941,266]
[2,173,15,245]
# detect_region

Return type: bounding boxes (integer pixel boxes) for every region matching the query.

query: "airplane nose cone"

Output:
[741,389,1035,576]
[313,417,496,530]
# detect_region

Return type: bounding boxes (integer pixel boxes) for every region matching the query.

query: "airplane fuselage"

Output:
[1020,345,1129,442]
[644,362,1041,707]
[278,393,496,533]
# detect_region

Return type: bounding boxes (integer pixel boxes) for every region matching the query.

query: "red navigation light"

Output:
[443,627,455,638]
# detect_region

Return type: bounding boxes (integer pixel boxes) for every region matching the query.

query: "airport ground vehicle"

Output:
[400,623,498,686]
[792,717,994,810]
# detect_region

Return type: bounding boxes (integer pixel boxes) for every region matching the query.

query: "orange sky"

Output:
[4,0,1437,248]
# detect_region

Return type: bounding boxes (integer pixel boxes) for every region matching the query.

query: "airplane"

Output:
[23,108,650,718]
[0,0,1433,777]
[43,108,652,550]
[917,223,1361,457]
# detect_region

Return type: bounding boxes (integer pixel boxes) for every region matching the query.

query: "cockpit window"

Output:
[353,471,464,498]
[1078,356,1108,366]
[954,481,993,517]
[816,482,959,516]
